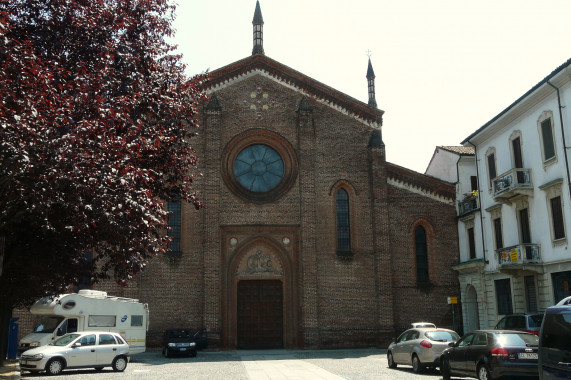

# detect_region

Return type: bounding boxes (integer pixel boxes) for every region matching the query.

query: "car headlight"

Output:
[24,353,44,361]
[190,342,196,347]
[168,343,176,347]
[29,342,40,347]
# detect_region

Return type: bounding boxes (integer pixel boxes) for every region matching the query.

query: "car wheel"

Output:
[440,357,451,380]
[46,358,64,375]
[112,356,128,372]
[190,350,197,358]
[387,351,397,368]
[412,354,423,373]
[478,363,491,380]
[163,348,168,358]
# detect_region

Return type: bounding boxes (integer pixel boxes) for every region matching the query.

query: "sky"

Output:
[170,0,571,173]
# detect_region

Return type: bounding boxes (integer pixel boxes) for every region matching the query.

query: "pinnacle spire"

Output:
[252,1,264,55]
[366,57,377,107]
[367,58,375,79]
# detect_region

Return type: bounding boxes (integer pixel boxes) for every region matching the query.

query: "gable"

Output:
[206,54,384,128]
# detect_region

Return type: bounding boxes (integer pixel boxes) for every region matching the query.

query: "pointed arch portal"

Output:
[223,227,300,349]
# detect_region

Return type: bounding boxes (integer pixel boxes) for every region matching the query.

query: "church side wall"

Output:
[387,185,461,333]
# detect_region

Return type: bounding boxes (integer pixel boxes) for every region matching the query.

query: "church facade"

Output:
[119,2,460,349]
[17,2,461,349]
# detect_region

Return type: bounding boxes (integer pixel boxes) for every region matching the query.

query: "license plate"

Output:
[180,348,187,351]
[518,353,538,359]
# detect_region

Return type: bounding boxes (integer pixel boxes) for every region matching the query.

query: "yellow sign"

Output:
[448,297,458,304]
[510,250,519,262]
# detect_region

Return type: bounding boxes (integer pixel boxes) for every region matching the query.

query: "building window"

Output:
[495,278,513,315]
[415,226,429,284]
[519,208,531,245]
[467,227,476,259]
[470,176,478,192]
[538,113,556,162]
[524,276,538,312]
[234,144,284,192]
[167,198,181,253]
[540,179,565,244]
[493,217,503,249]
[336,188,351,255]
[486,149,497,189]
[222,129,298,204]
[550,196,566,240]
[552,271,571,304]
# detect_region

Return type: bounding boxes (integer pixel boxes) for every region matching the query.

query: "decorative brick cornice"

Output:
[386,162,455,204]
[206,54,384,126]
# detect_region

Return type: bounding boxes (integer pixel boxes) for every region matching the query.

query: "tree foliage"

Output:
[0,0,207,309]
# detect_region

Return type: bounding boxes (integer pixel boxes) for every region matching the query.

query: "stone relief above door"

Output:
[236,246,283,277]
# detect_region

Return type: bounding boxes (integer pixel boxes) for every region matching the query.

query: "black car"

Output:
[539,297,571,380]
[162,329,202,357]
[440,330,539,380]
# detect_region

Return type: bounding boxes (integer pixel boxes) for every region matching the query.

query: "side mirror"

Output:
[72,342,82,348]
[57,328,63,336]
[448,342,456,347]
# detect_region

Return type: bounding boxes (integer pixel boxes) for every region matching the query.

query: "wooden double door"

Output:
[237,279,283,349]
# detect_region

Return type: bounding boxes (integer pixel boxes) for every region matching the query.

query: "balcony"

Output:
[492,168,533,203]
[496,243,542,275]
[458,195,479,217]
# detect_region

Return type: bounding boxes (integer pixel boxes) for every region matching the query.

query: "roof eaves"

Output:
[461,57,571,145]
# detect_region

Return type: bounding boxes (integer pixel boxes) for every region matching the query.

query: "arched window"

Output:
[336,189,351,255]
[415,226,429,283]
[167,198,181,254]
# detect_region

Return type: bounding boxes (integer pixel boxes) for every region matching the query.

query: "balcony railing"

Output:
[497,244,541,268]
[492,168,533,203]
[458,195,479,216]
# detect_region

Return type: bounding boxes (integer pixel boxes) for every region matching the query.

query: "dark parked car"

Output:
[539,297,571,380]
[440,330,539,380]
[162,329,201,357]
[495,313,544,336]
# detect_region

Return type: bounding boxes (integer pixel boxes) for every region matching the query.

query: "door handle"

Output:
[113,348,117,351]
[91,349,95,352]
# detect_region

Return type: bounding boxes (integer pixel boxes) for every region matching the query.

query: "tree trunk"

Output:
[0,303,13,366]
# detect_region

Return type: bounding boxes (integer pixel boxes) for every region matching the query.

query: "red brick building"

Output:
[17,1,460,349]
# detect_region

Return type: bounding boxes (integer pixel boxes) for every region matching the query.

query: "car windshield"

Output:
[527,314,544,328]
[494,333,539,347]
[425,331,460,342]
[51,333,81,346]
[166,330,193,339]
[33,316,63,333]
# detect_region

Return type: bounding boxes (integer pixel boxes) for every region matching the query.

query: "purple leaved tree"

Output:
[0,0,207,363]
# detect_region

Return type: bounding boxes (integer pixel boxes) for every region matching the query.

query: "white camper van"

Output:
[18,290,149,355]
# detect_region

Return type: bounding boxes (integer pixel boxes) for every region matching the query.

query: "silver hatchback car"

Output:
[388,327,460,373]
[20,331,130,375]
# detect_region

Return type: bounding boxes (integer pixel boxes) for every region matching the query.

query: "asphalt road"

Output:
[18,348,449,380]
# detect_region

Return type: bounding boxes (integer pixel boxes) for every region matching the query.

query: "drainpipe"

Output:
[546,81,571,202]
[455,152,462,261]
[466,141,488,264]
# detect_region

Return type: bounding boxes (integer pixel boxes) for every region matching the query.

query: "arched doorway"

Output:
[465,285,480,333]
[225,234,298,349]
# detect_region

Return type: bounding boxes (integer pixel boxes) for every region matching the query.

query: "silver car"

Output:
[387,327,460,373]
[20,331,130,375]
